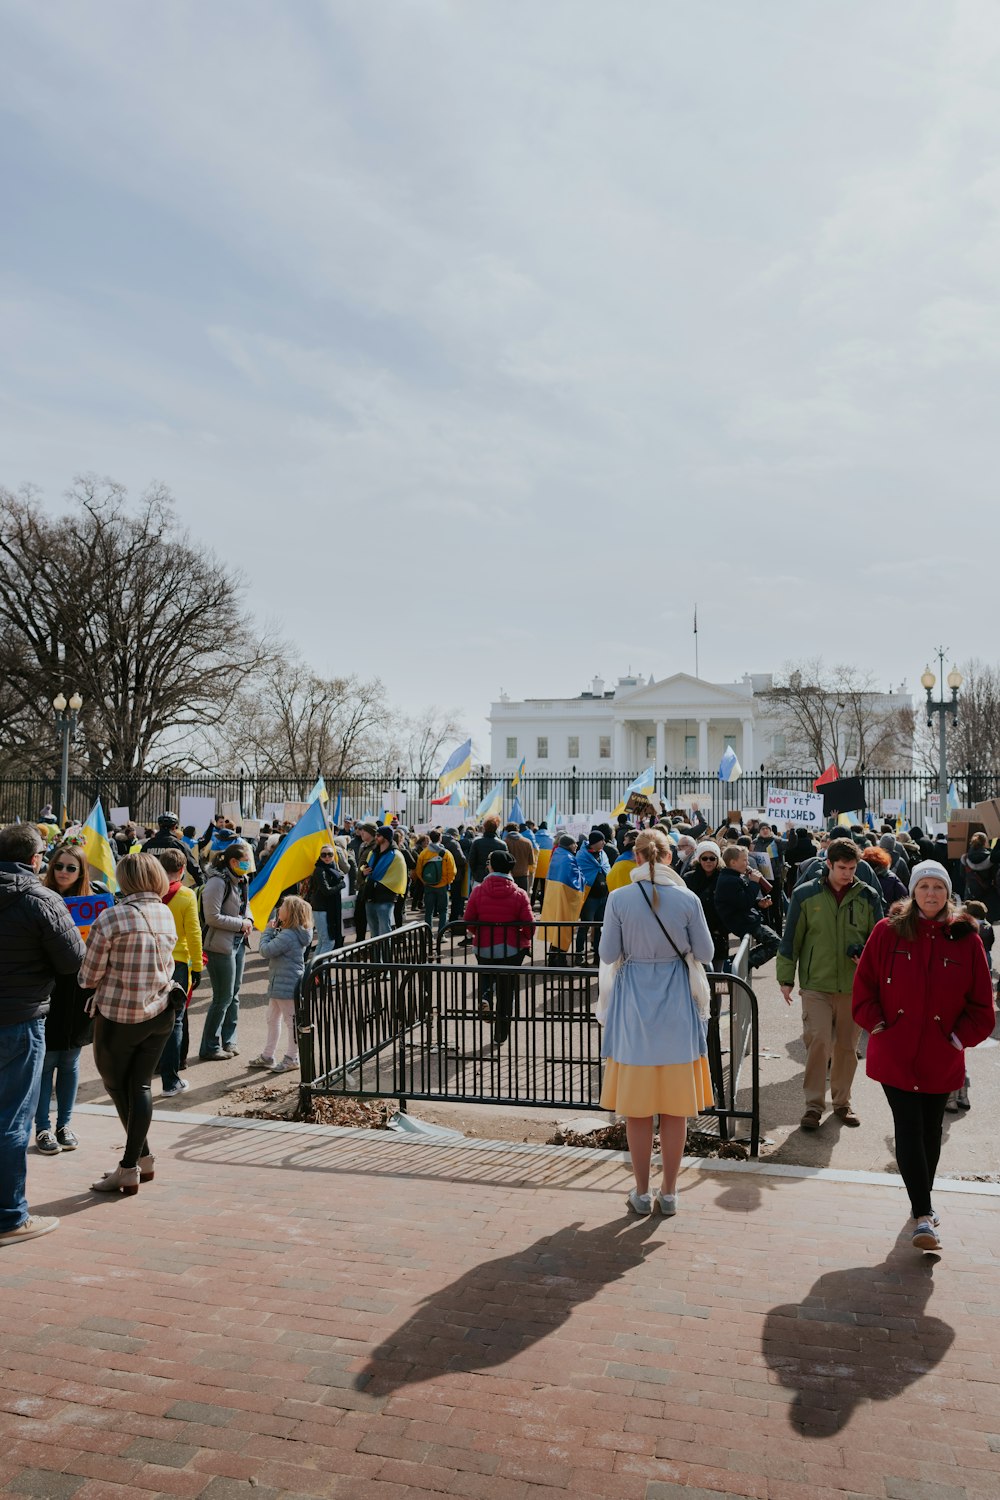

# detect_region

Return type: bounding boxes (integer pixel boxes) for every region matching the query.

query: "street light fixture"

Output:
[922,648,961,826]
[52,691,83,827]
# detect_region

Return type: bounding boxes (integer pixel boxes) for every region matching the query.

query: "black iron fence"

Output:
[296,925,761,1152]
[3,766,995,830]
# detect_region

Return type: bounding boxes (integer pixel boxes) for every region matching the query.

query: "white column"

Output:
[697,719,709,773]
[741,718,754,770]
[613,719,626,771]
[655,720,666,770]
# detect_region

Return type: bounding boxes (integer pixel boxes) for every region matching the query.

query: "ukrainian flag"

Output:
[308,775,329,805]
[538,844,587,951]
[438,738,472,793]
[248,799,330,931]
[331,792,342,829]
[510,794,525,826]
[607,851,636,891]
[474,785,503,822]
[512,756,526,791]
[612,765,655,816]
[534,829,554,880]
[81,801,118,894]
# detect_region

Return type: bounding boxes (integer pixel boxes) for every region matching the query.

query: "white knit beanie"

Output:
[908,859,952,897]
[694,840,722,862]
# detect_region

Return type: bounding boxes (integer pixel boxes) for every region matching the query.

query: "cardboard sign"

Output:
[948,817,986,858]
[626,791,662,816]
[381,789,407,814]
[240,818,261,839]
[974,799,1000,840]
[767,787,824,828]
[221,800,242,825]
[64,893,114,942]
[109,806,130,826]
[261,803,285,826]
[282,801,309,824]
[881,799,903,817]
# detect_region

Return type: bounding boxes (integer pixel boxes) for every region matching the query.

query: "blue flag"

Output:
[510,794,525,826]
[718,746,742,782]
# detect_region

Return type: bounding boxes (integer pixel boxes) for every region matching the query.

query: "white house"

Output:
[489,672,910,775]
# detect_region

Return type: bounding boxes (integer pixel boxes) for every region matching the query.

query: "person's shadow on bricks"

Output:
[761,1226,953,1436]
[354,1216,661,1394]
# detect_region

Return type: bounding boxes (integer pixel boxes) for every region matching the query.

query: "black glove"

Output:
[191,972,202,990]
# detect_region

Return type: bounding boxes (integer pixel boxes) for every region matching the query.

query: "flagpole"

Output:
[694,604,699,678]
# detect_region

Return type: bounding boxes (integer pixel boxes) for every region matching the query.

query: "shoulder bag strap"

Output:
[635,880,687,960]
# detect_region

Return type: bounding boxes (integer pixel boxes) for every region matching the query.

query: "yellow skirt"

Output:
[599,1056,714,1118]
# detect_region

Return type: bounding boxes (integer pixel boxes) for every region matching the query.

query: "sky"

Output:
[3,0,999,760]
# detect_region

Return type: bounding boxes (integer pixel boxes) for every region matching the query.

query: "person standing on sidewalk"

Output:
[79,853,178,1196]
[415,829,456,941]
[777,836,882,1132]
[852,861,995,1252]
[35,839,98,1152]
[0,824,85,1244]
[154,848,204,1097]
[198,842,254,1060]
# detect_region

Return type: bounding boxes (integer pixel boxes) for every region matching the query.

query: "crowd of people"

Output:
[0,797,995,1254]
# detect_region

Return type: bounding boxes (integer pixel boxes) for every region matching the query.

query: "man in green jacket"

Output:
[777,837,881,1132]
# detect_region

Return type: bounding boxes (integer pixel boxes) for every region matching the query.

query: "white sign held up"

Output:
[767,786,824,828]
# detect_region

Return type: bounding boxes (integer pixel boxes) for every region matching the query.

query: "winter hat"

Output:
[488,849,514,875]
[908,860,952,897]
[587,830,605,847]
[694,840,722,862]
[878,833,897,852]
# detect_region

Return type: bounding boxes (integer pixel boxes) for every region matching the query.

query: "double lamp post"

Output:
[921,651,961,821]
[52,691,83,825]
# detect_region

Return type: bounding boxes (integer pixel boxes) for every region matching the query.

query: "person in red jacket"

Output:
[853,860,995,1254]
[463,849,534,1044]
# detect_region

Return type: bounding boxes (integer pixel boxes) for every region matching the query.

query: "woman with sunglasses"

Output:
[307,845,345,956]
[682,841,730,970]
[35,841,96,1155]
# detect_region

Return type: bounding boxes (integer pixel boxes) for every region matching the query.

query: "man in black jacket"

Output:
[441,828,468,924]
[0,823,86,1245]
[714,844,780,971]
[468,817,508,888]
[143,812,202,885]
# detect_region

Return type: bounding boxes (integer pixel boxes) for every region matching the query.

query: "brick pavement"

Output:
[1,1111,998,1500]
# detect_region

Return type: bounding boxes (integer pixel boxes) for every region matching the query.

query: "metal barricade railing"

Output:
[436,920,593,965]
[697,935,759,1153]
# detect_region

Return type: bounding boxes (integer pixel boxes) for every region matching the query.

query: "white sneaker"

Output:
[0,1216,59,1246]
[247,1055,275,1069]
[270,1057,298,1073]
[627,1189,652,1216]
[161,1080,189,1097]
[654,1191,678,1217]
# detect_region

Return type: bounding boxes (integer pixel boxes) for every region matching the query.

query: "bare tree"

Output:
[0,477,271,801]
[404,705,464,782]
[762,660,914,773]
[217,648,400,789]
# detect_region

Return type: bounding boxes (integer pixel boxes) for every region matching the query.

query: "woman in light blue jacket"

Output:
[599,827,714,1218]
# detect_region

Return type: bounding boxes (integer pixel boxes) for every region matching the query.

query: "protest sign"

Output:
[109,806,130,826]
[767,786,824,829]
[381,789,407,814]
[261,803,285,825]
[221,800,242,824]
[674,792,708,814]
[282,801,309,824]
[240,818,261,839]
[881,799,903,818]
[65,893,114,942]
[178,795,216,834]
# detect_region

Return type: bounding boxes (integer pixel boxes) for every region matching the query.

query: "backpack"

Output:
[421,851,445,888]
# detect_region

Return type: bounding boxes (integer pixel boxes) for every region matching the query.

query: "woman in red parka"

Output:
[853,860,995,1253]
[463,849,534,1044]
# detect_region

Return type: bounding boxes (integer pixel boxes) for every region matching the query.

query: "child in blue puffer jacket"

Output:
[250,896,313,1073]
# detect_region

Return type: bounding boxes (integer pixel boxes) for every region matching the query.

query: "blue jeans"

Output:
[367,902,395,938]
[34,1047,82,1133]
[158,963,189,1088]
[200,945,246,1056]
[423,887,449,938]
[0,1018,46,1232]
[314,909,342,957]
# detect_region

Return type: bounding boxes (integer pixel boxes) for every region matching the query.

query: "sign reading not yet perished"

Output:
[766,787,824,827]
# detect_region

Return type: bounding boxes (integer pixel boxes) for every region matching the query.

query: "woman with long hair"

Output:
[598,828,714,1217]
[35,839,95,1155]
[198,841,254,1060]
[78,853,179,1194]
[853,860,995,1253]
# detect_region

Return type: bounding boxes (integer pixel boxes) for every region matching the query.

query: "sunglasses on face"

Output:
[699,856,718,863]
[320,852,335,859]
[52,862,80,873]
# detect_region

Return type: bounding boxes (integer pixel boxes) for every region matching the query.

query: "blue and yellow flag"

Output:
[474,785,503,822]
[308,775,329,805]
[511,756,526,791]
[607,851,636,892]
[538,844,586,951]
[81,801,118,894]
[331,791,342,829]
[438,738,472,793]
[248,799,330,931]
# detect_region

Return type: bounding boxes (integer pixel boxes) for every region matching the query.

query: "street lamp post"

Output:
[52,691,83,826]
[920,650,961,826]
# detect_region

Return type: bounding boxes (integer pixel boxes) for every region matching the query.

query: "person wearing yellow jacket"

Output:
[415,830,457,939]
[153,847,204,1096]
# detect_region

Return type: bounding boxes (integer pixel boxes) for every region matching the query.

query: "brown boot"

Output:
[800,1109,822,1131]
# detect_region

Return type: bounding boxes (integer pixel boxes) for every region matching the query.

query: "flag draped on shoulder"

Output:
[81,801,118,894]
[247,799,329,931]
[538,844,586,951]
[607,850,636,891]
[438,739,471,793]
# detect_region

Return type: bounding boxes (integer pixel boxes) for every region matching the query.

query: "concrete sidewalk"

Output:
[1,1110,998,1499]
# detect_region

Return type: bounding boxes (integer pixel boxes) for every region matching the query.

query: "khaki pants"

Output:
[800,990,860,1114]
